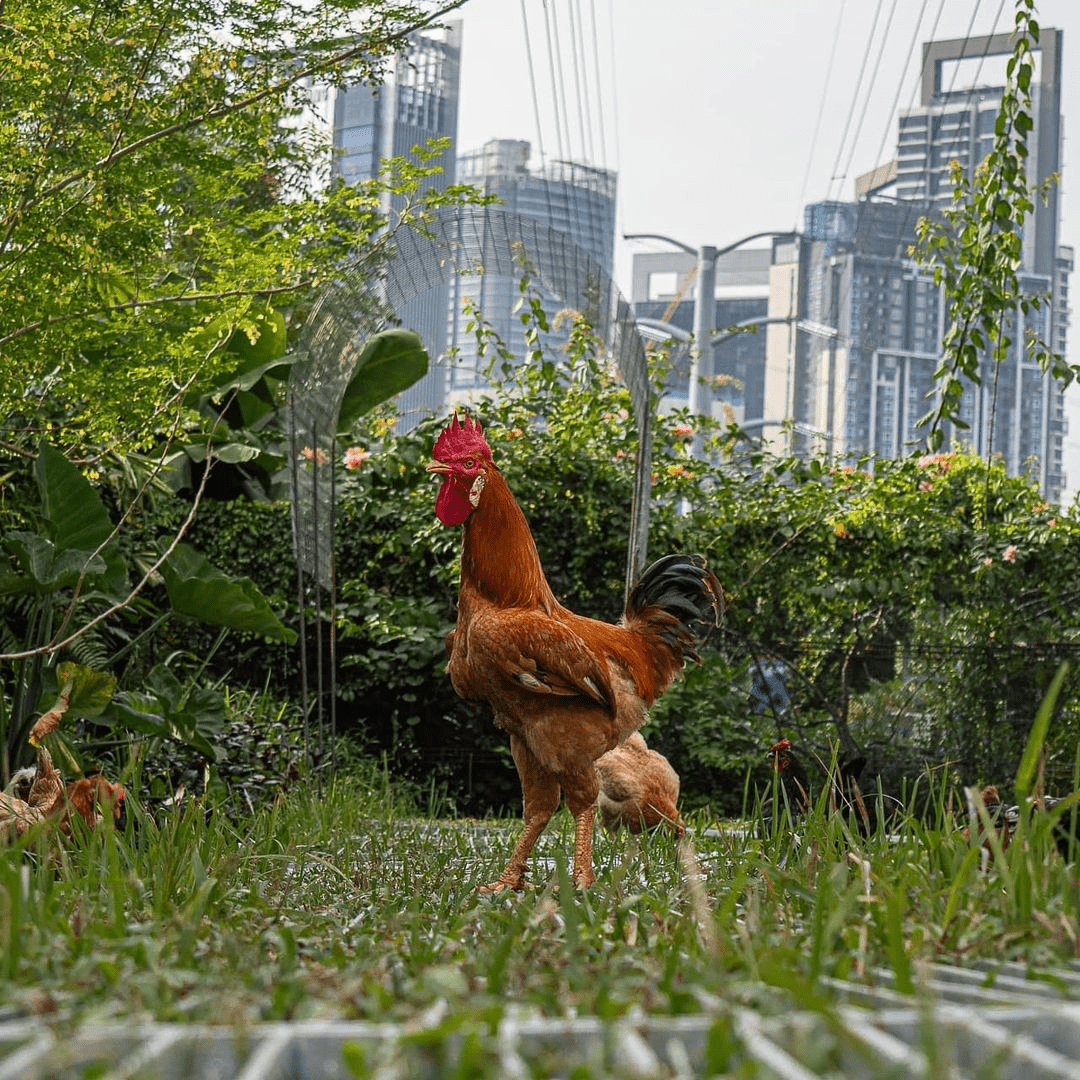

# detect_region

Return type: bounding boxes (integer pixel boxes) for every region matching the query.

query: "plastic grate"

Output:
[4,970,1080,1079]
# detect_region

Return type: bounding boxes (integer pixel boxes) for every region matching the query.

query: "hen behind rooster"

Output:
[596,731,684,836]
[428,414,721,890]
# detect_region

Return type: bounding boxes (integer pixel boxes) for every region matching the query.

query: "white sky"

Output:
[450,0,1080,498]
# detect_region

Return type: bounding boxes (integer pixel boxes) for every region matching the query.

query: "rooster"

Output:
[596,732,685,836]
[767,738,813,816]
[427,414,722,891]
[765,738,896,833]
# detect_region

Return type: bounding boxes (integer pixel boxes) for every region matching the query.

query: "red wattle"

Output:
[435,479,472,526]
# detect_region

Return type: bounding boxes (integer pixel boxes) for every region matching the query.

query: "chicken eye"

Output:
[464,458,476,469]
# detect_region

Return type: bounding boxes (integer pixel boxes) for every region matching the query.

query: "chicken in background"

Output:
[765,738,898,834]
[767,738,812,816]
[957,783,1080,861]
[1004,794,1080,859]
[962,784,1009,851]
[2,746,125,840]
[428,414,722,891]
[596,732,685,837]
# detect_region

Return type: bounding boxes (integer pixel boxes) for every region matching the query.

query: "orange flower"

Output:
[343,446,370,470]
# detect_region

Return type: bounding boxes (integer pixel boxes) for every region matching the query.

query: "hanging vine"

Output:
[910,0,1072,453]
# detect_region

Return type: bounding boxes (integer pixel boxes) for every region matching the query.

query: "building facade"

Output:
[444,139,617,408]
[327,24,462,425]
[629,247,772,426]
[762,29,1070,501]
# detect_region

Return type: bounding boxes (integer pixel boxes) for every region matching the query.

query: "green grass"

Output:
[2,754,1079,1038]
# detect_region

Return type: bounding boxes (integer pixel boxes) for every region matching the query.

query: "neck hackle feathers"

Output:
[433,413,492,464]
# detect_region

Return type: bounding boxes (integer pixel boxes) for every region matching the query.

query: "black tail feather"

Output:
[626,553,723,657]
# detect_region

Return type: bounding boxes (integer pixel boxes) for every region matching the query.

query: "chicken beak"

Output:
[426,460,451,476]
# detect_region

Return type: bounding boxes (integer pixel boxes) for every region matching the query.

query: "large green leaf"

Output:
[160,542,297,644]
[229,304,288,367]
[35,441,112,553]
[336,328,429,434]
[33,440,127,594]
[108,664,223,761]
[57,660,117,719]
[29,660,117,745]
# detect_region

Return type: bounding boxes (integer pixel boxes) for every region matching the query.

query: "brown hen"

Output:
[596,732,685,836]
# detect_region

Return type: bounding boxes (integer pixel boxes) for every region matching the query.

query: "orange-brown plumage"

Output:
[596,732,685,836]
[428,414,721,890]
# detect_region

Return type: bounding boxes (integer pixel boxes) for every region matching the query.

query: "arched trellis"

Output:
[285,204,655,766]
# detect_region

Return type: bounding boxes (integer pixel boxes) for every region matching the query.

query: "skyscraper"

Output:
[327,24,462,425]
[762,28,1070,500]
[444,139,617,409]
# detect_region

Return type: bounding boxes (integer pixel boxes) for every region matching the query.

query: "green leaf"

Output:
[55,660,116,719]
[33,440,127,594]
[35,442,111,554]
[159,542,297,644]
[336,329,429,434]
[108,672,222,761]
[229,305,288,366]
[3,531,106,592]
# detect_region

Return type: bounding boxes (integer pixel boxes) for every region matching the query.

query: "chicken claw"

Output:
[477,876,529,894]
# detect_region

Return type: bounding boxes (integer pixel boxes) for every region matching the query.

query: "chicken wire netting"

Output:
[286,203,652,594]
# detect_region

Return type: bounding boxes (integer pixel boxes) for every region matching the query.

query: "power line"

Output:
[567,0,595,164]
[603,0,620,174]
[586,0,609,169]
[826,0,888,203]
[838,0,902,191]
[519,0,556,224]
[794,0,850,229]
[863,0,938,199]
[540,0,566,164]
[520,0,549,168]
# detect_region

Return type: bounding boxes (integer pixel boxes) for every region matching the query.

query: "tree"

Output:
[910,0,1074,450]
[0,0,474,460]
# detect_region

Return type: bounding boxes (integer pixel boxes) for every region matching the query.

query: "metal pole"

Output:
[287,396,311,773]
[689,245,716,452]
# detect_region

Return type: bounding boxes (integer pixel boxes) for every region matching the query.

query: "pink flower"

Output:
[302,446,329,465]
[672,423,693,438]
[1003,544,1018,563]
[1048,518,1056,528]
[343,446,370,470]
[983,557,993,568]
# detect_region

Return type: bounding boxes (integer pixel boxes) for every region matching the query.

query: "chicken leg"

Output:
[564,770,600,889]
[571,804,597,888]
[479,735,560,893]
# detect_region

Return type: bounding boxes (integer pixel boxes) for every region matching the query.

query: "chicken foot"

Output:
[478,809,553,893]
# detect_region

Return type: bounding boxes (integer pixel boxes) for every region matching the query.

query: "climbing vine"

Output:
[911,0,1073,451]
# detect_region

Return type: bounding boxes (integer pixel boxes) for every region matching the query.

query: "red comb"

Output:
[432,413,492,463]
[770,739,791,751]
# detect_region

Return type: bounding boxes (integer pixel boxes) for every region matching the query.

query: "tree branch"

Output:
[2,0,468,229]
